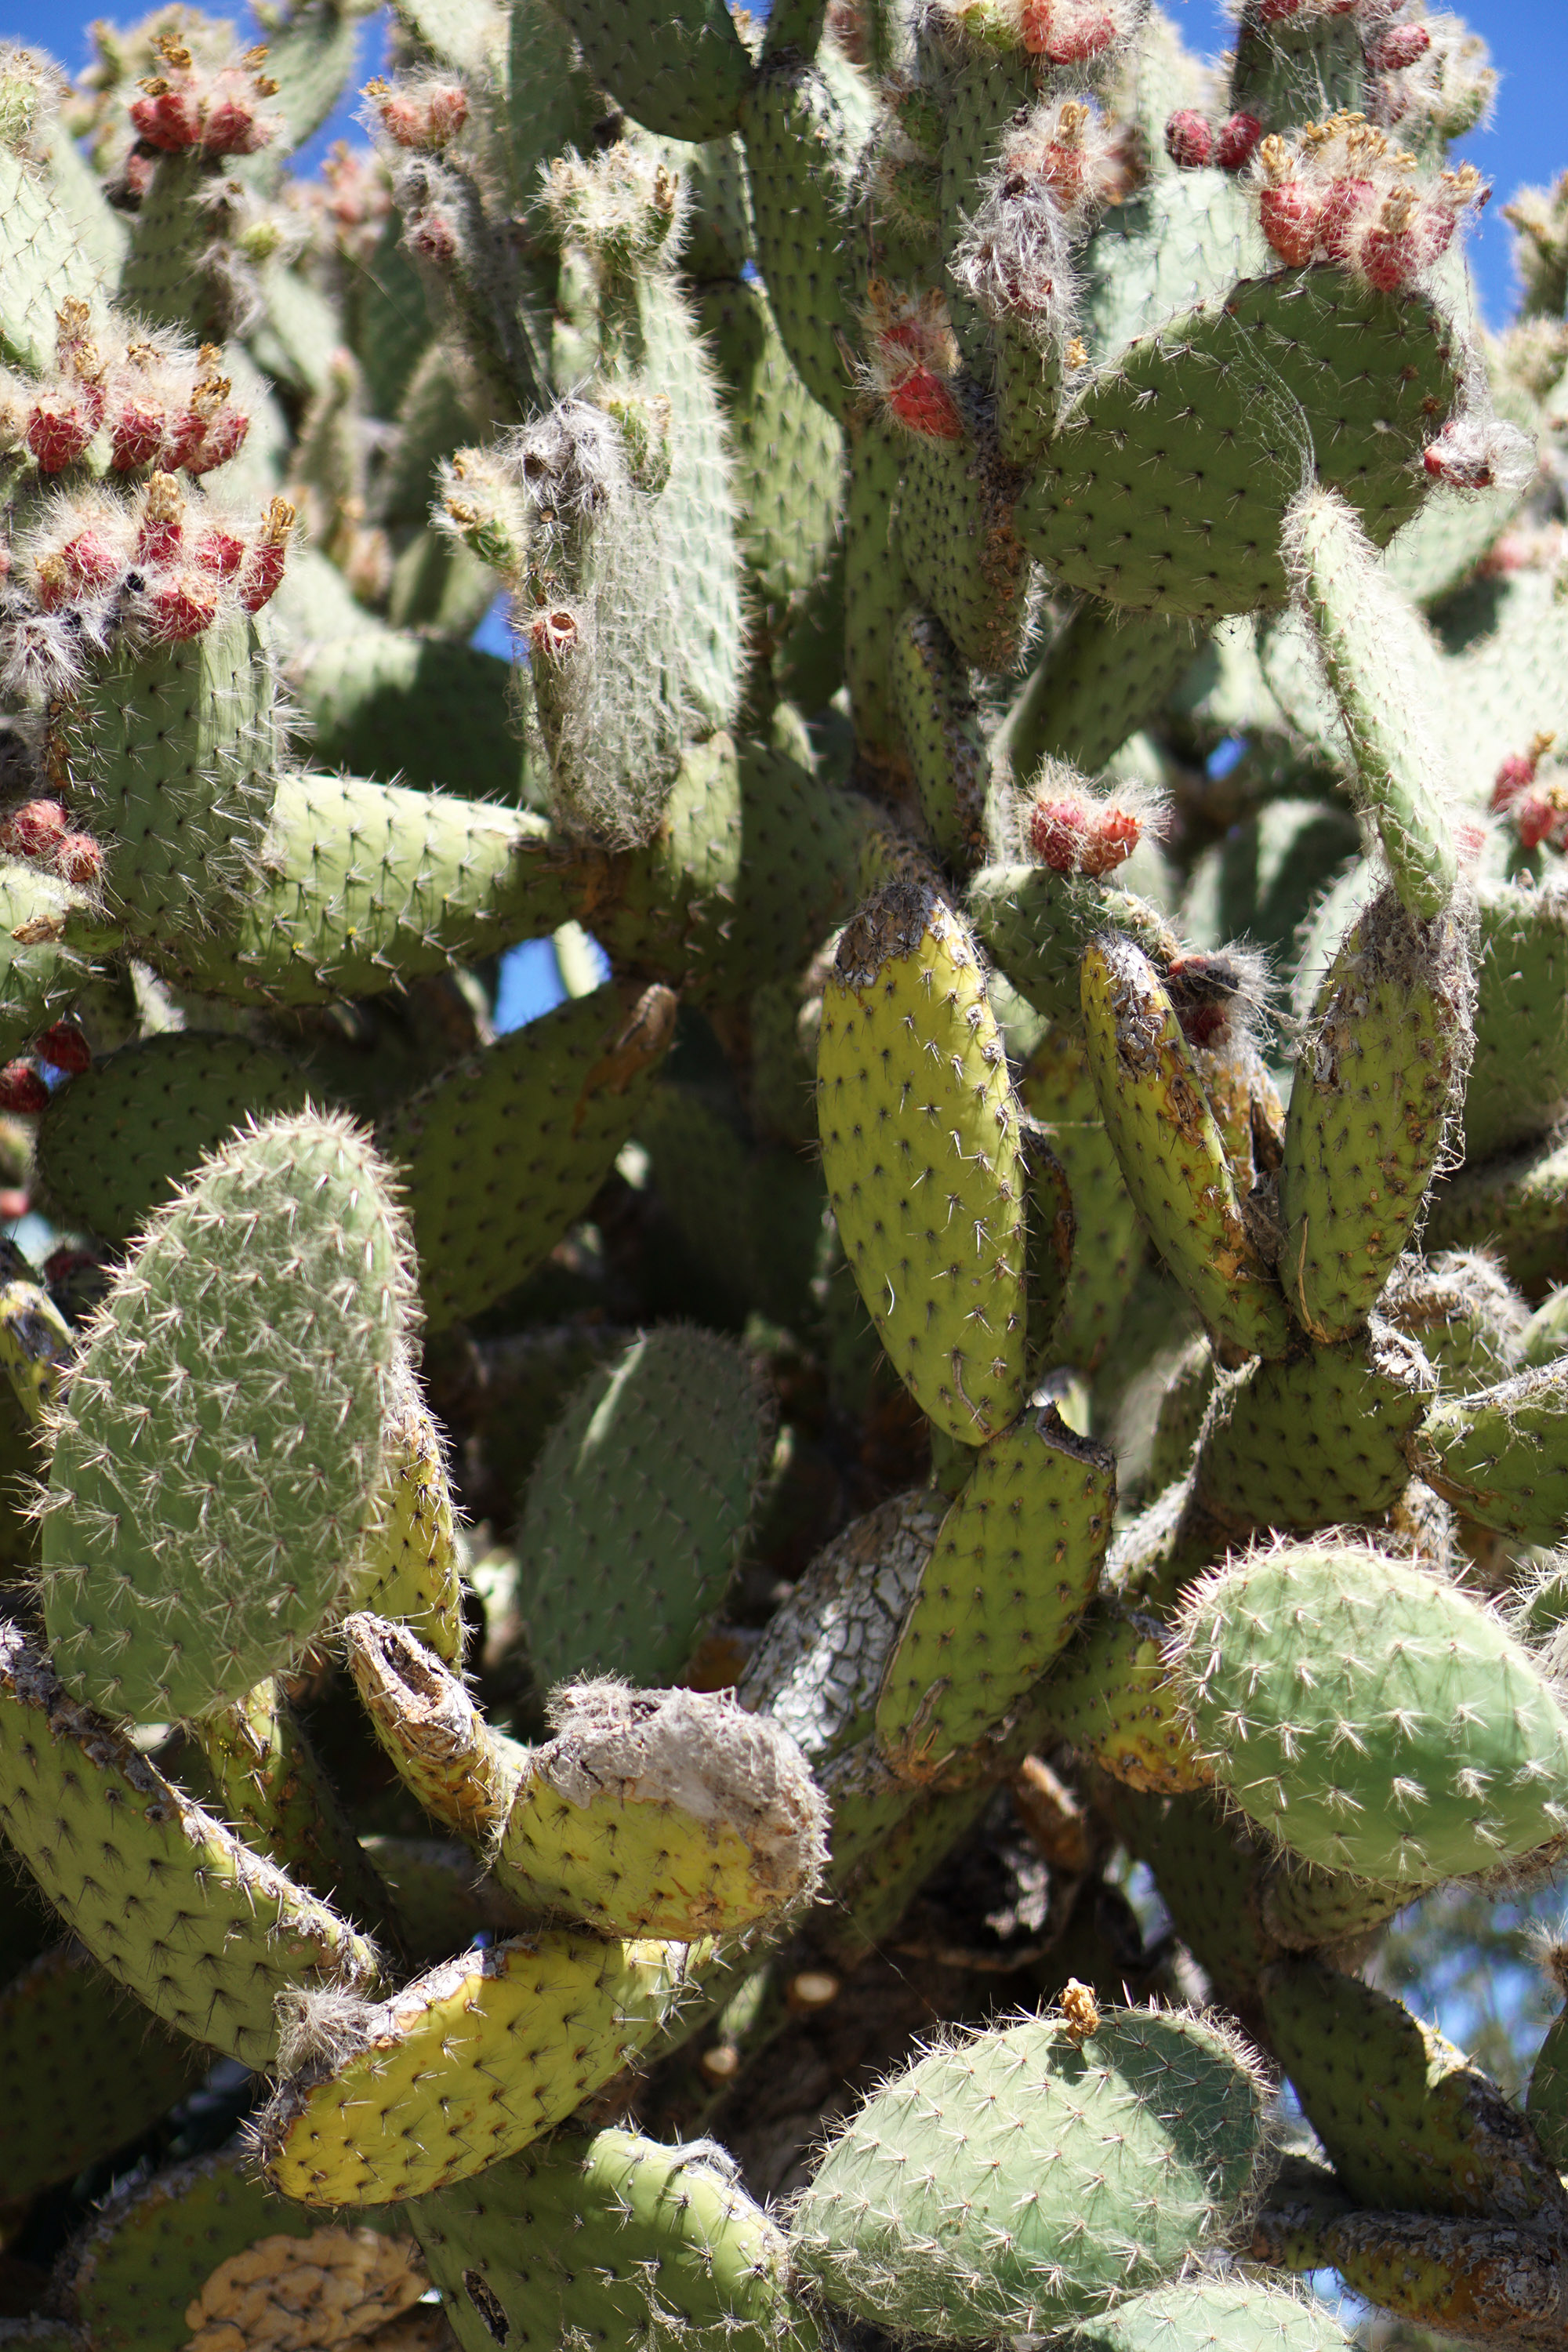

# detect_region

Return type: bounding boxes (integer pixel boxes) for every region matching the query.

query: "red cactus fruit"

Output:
[1260,182,1324,265]
[0,802,67,859]
[24,396,95,474]
[1164,111,1213,169]
[56,833,105,887]
[1029,794,1142,878]
[1215,112,1263,171]
[0,1063,49,1114]
[34,1022,91,1076]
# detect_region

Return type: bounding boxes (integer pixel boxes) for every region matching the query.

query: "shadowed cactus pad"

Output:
[517,1324,775,1687]
[1172,1541,1568,1883]
[789,2002,1268,2338]
[40,1110,416,1723]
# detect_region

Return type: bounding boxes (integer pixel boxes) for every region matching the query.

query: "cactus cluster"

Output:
[1,0,1568,2347]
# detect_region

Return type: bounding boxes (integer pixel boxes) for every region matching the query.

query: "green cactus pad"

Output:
[53,612,280,942]
[790,2003,1267,2339]
[1172,1541,1568,1882]
[1465,879,1568,1163]
[1414,1363,1568,1543]
[1283,485,1457,920]
[1261,1958,1568,2227]
[517,1325,774,1687]
[1018,274,1462,618]
[408,2129,821,2352]
[817,879,1029,1443]
[1280,888,1472,1342]
[1257,1857,1412,1956]
[1427,1134,1568,1298]
[1018,1024,1145,1372]
[552,0,753,140]
[0,1944,207,2205]
[741,60,860,419]
[1080,932,1291,1362]
[1056,2279,1352,2352]
[1035,1600,1210,1795]
[59,2148,330,2352]
[348,1407,465,1670]
[34,1032,313,1246]
[289,632,523,804]
[0,146,105,375]
[0,1623,379,2067]
[380,982,676,1335]
[41,1110,415,1724]
[1192,1322,1435,1534]
[191,1678,398,1942]
[1004,608,1206,782]
[143,771,575,1010]
[876,1403,1113,1777]
[257,1929,707,2205]
[897,430,1033,676]
[842,414,914,779]
[889,608,988,873]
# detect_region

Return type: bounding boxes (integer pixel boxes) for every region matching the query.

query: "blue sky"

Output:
[14,0,1563,322]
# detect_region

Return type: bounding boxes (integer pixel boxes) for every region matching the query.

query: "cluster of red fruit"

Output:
[864,284,965,442]
[1253,114,1485,292]
[0,800,100,892]
[0,1022,92,1117]
[4,306,251,480]
[20,474,294,645]
[1163,111,1264,175]
[1251,0,1430,49]
[1492,736,1568,854]
[363,74,470,153]
[935,0,1137,67]
[1027,789,1143,877]
[127,30,279,158]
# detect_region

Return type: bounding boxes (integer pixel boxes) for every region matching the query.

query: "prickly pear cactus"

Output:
[0,0,1566,2347]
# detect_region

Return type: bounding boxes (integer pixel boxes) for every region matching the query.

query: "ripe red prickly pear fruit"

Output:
[34,1022,90,1076]
[25,395,95,474]
[56,833,104,888]
[1164,111,1213,169]
[1367,22,1431,69]
[0,802,67,859]
[194,524,246,579]
[1029,793,1142,878]
[146,572,219,641]
[367,74,470,149]
[1491,735,1556,815]
[1215,112,1263,171]
[136,473,186,565]
[238,497,295,613]
[1260,183,1323,265]
[0,1062,49,1113]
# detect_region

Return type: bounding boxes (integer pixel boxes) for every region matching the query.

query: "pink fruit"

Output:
[1029,796,1141,877]
[886,367,964,441]
[34,1022,90,1076]
[194,525,246,578]
[129,82,203,148]
[183,404,249,476]
[1319,175,1377,261]
[1260,182,1323,266]
[1367,22,1431,69]
[60,529,121,595]
[0,1063,49,1114]
[0,801,67,859]
[145,572,219,641]
[1491,751,1537,813]
[111,397,169,470]
[56,833,104,887]
[24,397,94,474]
[1164,110,1214,169]
[1214,111,1263,171]
[201,93,272,154]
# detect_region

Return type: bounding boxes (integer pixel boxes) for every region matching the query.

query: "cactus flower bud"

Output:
[56,832,104,887]
[34,1022,90,1076]
[0,801,67,860]
[136,473,186,565]
[1164,111,1212,169]
[0,1062,49,1113]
